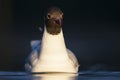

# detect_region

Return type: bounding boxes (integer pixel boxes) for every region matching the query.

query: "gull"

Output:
[25,7,79,73]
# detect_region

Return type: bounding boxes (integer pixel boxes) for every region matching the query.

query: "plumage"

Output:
[25,7,79,73]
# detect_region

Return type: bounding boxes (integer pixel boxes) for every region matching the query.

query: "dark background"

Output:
[0,0,120,71]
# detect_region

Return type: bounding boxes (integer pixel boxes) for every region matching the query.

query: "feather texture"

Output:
[25,7,79,73]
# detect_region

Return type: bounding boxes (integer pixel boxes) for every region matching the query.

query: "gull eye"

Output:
[61,13,63,16]
[47,14,51,19]
[61,13,63,19]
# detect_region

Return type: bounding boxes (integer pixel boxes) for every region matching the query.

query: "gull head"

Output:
[45,7,63,35]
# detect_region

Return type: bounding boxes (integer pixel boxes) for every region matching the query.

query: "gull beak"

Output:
[55,19,62,26]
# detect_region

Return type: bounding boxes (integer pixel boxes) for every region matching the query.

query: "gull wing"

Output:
[25,40,41,72]
[67,49,79,71]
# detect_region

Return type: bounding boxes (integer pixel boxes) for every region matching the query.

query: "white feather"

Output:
[25,27,79,73]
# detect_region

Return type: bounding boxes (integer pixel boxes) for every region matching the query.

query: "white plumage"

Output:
[25,7,79,73]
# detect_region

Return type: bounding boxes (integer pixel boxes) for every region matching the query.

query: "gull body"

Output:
[25,7,79,73]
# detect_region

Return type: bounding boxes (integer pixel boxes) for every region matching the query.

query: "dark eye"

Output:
[47,14,51,19]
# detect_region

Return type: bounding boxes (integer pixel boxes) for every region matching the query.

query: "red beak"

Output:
[55,19,61,26]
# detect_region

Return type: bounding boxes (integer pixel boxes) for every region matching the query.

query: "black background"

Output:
[0,0,120,71]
